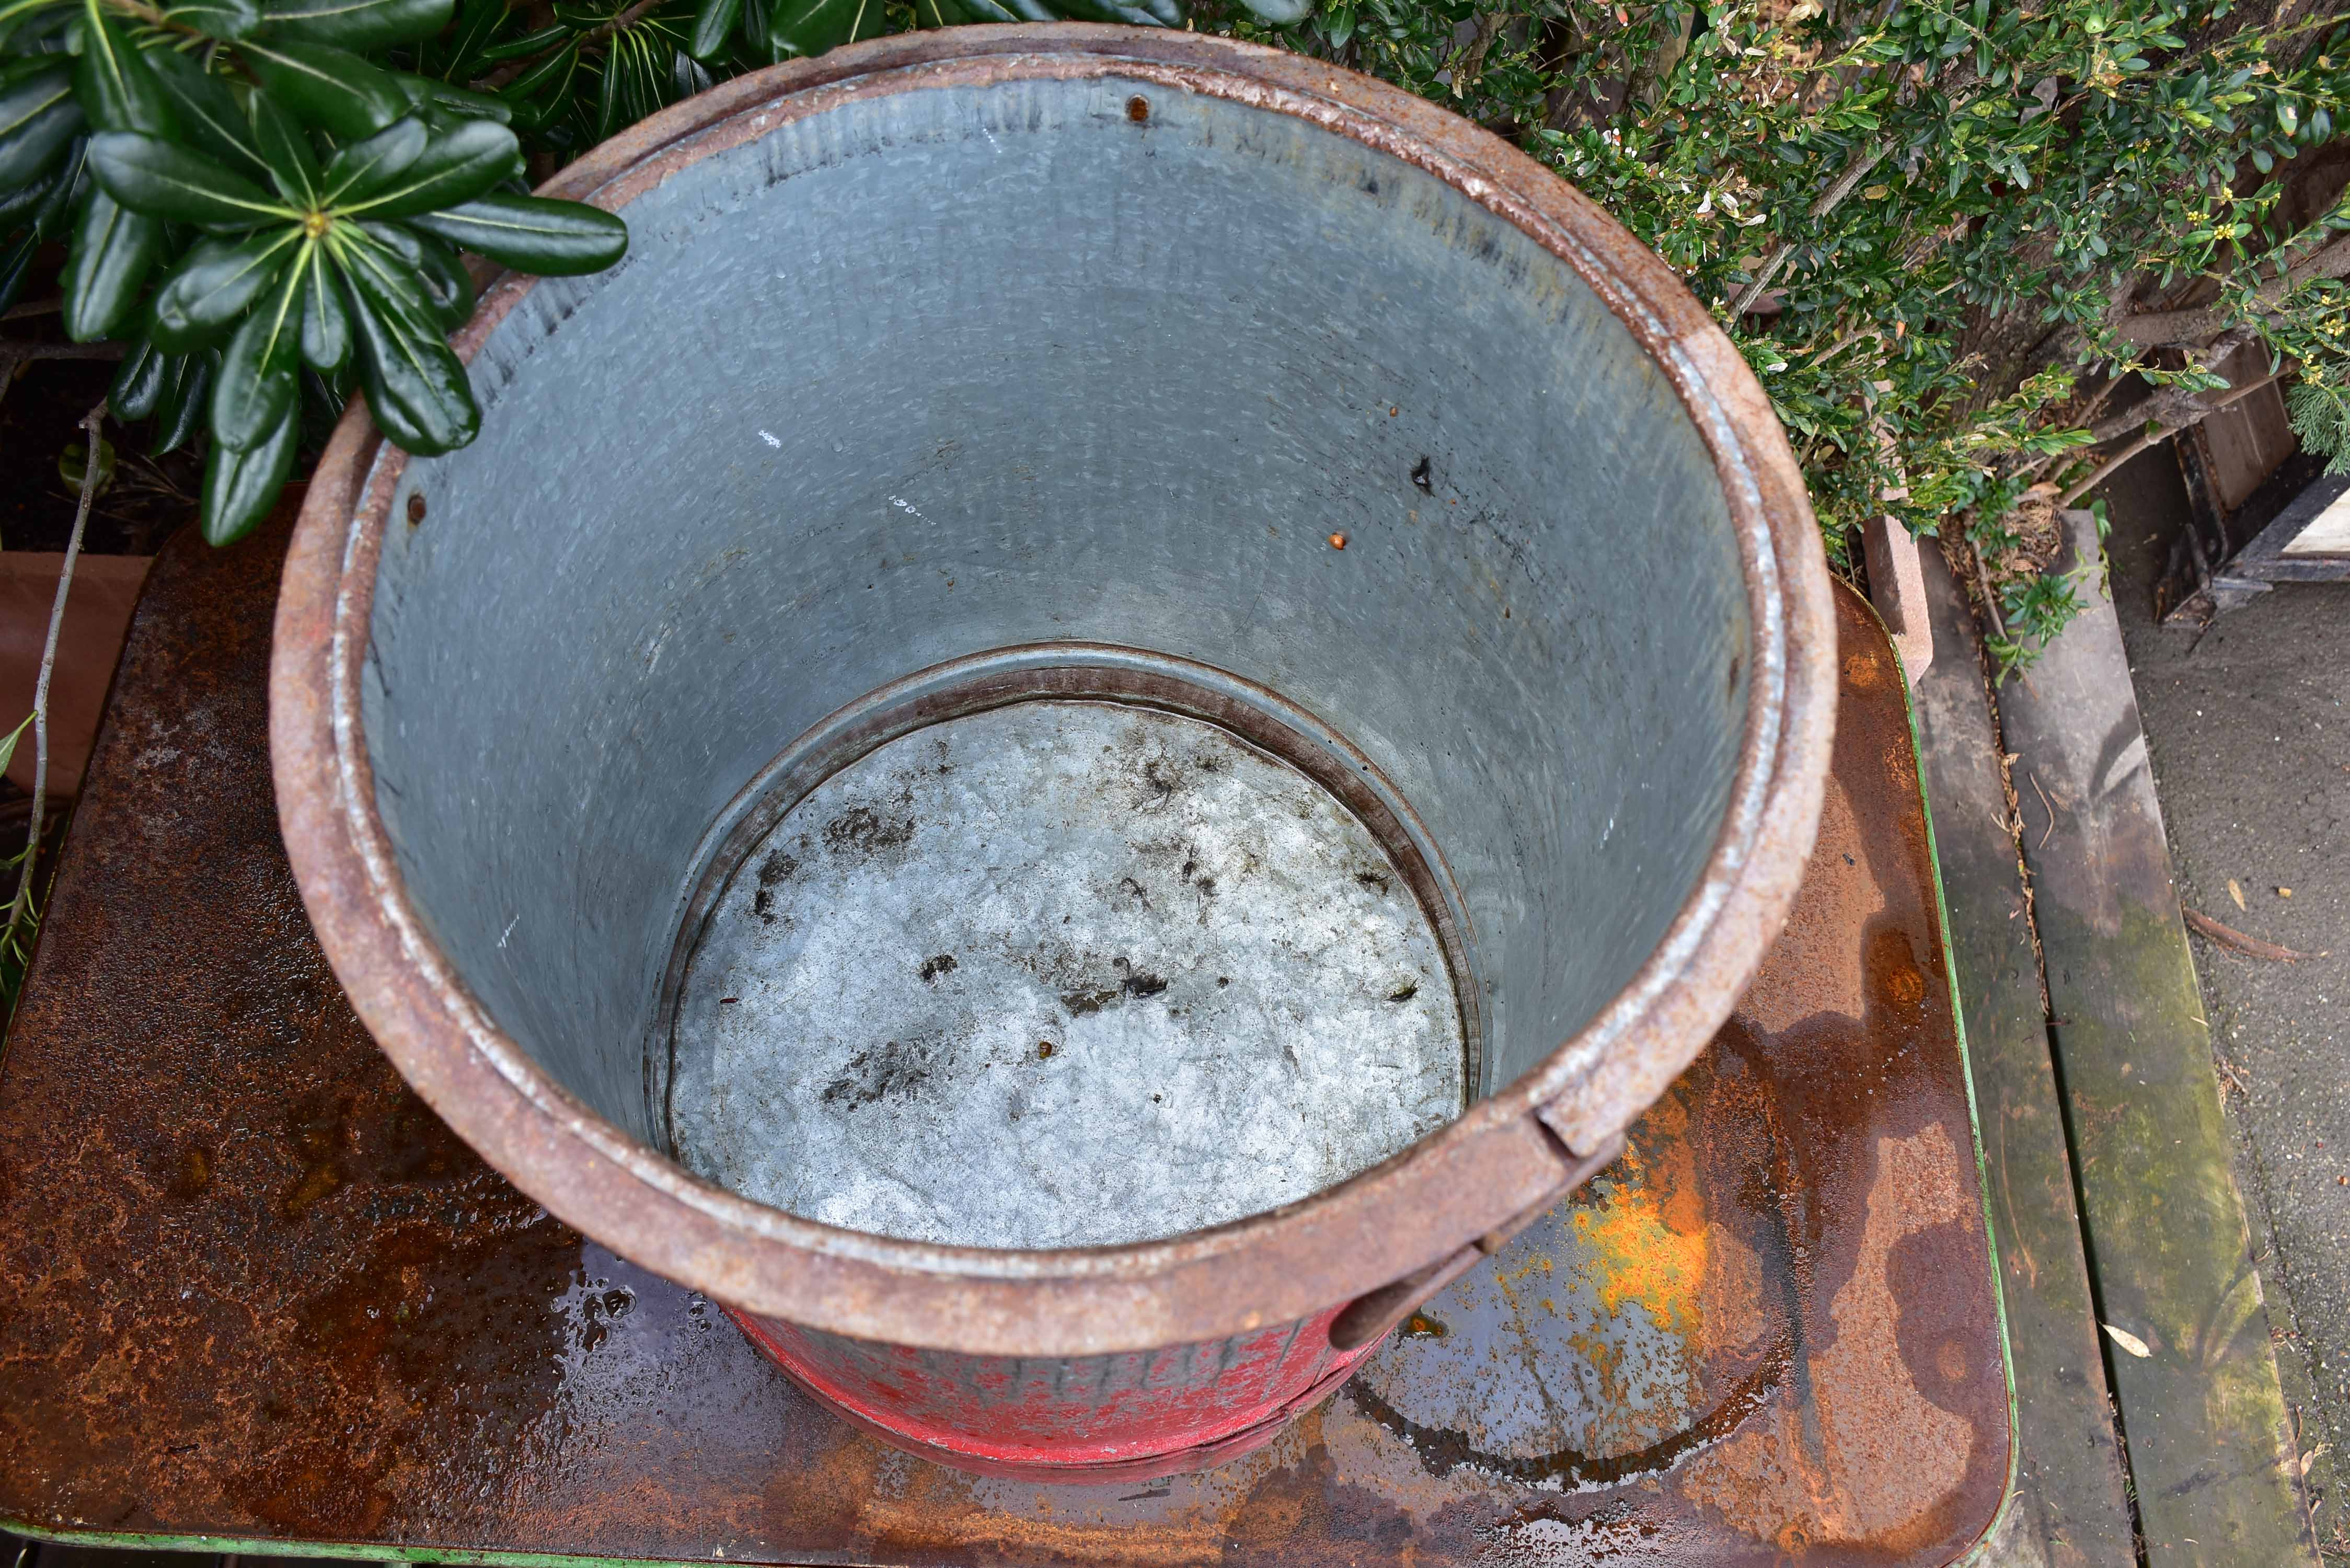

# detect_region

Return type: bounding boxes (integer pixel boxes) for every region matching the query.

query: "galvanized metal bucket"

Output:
[272,25,1837,1481]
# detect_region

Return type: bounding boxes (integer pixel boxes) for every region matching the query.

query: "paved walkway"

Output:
[2096,452,2350,1557]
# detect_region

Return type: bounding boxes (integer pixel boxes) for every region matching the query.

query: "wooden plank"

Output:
[1997,510,2319,1566]
[1910,547,2136,1568]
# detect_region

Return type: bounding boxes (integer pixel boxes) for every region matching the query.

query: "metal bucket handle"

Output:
[1328,1131,1627,1351]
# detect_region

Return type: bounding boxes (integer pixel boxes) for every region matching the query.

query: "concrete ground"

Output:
[2092,448,2350,1552]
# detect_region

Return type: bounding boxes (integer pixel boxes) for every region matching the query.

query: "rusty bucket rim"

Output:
[269,25,1837,1358]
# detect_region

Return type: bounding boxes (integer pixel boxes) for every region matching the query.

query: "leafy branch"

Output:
[11,0,2350,683]
[3,0,626,542]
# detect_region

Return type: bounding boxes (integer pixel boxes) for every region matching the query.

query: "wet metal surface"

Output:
[669,699,1466,1250]
[2,528,2005,1563]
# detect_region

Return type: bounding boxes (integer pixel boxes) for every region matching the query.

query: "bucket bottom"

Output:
[659,648,1476,1251]
[730,1304,1381,1481]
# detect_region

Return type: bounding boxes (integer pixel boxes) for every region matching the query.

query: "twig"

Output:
[1449,9,1507,95]
[3,401,106,955]
[0,340,128,419]
[2183,907,2325,962]
[0,341,129,367]
[2058,425,2163,507]
[1973,542,2010,645]
[1730,139,1890,318]
[2057,367,2288,506]
[1,297,62,321]
[2115,232,2350,347]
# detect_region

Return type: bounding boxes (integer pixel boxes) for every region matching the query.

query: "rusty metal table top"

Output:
[0,519,2012,1567]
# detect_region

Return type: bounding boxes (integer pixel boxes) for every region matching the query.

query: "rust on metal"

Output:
[2,527,2005,1563]
[269,23,1840,1362]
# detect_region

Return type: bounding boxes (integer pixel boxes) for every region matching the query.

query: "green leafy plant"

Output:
[2,0,1310,549]
[8,0,2348,670]
[2287,360,2350,472]
[1224,0,2350,665]
[2,0,625,543]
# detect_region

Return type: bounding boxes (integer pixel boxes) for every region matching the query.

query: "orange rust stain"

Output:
[1569,1127,1709,1338]
[1868,927,1928,1011]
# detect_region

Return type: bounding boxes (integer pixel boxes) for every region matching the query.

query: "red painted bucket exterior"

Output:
[732,1307,1375,1479]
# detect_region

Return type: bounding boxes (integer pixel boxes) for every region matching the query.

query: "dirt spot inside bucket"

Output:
[825,803,915,856]
[821,1037,939,1110]
[753,842,805,924]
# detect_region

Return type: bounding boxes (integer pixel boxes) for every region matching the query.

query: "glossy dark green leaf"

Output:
[210,272,302,448]
[200,400,297,544]
[415,0,505,76]
[110,333,168,419]
[766,0,883,62]
[595,26,669,139]
[297,243,349,369]
[499,37,578,104]
[0,54,60,99]
[1049,0,1177,24]
[0,227,34,315]
[88,131,291,229]
[144,46,274,186]
[475,22,567,61]
[408,192,625,274]
[388,70,514,124]
[62,186,164,340]
[264,0,453,48]
[340,118,517,217]
[337,238,478,454]
[0,0,52,49]
[249,91,322,205]
[151,345,218,454]
[238,39,409,139]
[164,0,262,38]
[74,9,179,135]
[740,0,776,56]
[687,0,739,60]
[499,86,568,132]
[367,219,472,326]
[0,61,81,189]
[1228,0,1305,21]
[297,362,350,446]
[0,159,59,228]
[30,134,86,237]
[147,229,299,349]
[911,0,970,26]
[317,115,425,204]
[419,234,473,328]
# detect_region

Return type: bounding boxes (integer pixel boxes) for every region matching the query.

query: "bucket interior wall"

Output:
[360,71,1752,1188]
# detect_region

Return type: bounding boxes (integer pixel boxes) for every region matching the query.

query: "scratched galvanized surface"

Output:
[0,524,2007,1565]
[669,700,1467,1250]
